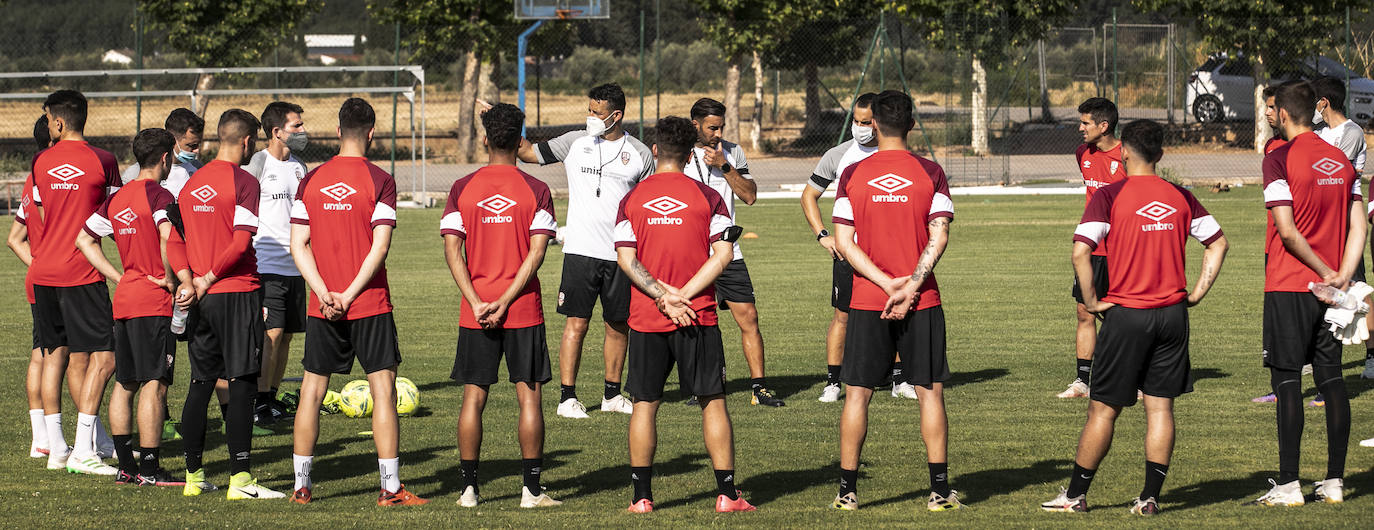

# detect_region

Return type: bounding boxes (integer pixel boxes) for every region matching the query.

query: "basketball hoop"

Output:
[554,9,582,19]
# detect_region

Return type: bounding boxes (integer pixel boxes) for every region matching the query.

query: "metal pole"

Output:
[878,11,886,88]
[1166,24,1175,124]
[135,10,143,133]
[639,7,645,138]
[392,22,400,176]
[771,70,778,124]
[837,24,884,146]
[1112,8,1119,113]
[1038,39,1049,122]
[517,20,544,135]
[536,55,541,126]
[1346,7,1353,113]
[654,0,661,121]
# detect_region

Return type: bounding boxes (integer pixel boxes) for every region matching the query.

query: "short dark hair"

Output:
[32,115,49,149]
[132,128,177,168]
[338,97,376,140]
[1119,119,1164,164]
[164,108,204,137]
[1310,76,1347,114]
[216,108,261,144]
[588,83,626,113]
[482,103,525,152]
[690,98,726,121]
[854,92,878,109]
[1274,80,1316,128]
[872,90,914,137]
[260,101,304,137]
[653,116,698,165]
[1078,97,1118,133]
[1261,85,1279,100]
[43,89,87,132]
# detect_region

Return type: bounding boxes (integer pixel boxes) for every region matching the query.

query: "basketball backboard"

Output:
[514,0,609,20]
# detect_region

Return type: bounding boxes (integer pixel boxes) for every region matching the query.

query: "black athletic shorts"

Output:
[451,324,551,385]
[33,281,114,353]
[114,316,175,384]
[1090,303,1192,407]
[261,274,307,333]
[1263,291,1343,371]
[626,326,727,402]
[303,313,401,375]
[842,307,949,388]
[715,259,757,307]
[30,303,41,351]
[832,259,853,312]
[1071,255,1110,304]
[557,254,631,322]
[1354,260,1366,283]
[188,290,265,381]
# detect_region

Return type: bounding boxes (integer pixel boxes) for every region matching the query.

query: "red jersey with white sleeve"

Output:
[17,173,42,304]
[1262,131,1361,293]
[613,172,733,333]
[1264,137,1288,154]
[831,150,953,312]
[174,159,260,294]
[440,166,557,329]
[1077,142,1125,257]
[83,179,175,319]
[29,140,120,287]
[290,156,397,320]
[1073,175,1223,309]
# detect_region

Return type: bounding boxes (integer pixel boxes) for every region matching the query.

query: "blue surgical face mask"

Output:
[175,150,197,164]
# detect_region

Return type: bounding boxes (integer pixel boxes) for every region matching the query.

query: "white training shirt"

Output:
[124,160,202,197]
[1318,119,1368,174]
[243,149,308,276]
[681,140,751,260]
[809,138,880,193]
[534,130,655,261]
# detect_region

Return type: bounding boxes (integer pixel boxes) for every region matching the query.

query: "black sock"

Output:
[928,462,950,497]
[604,380,621,401]
[1367,349,1374,361]
[891,362,905,383]
[270,386,279,397]
[139,446,161,476]
[750,378,766,391]
[1314,365,1350,480]
[1067,464,1096,498]
[1141,461,1168,500]
[838,467,859,496]
[560,385,577,403]
[714,469,738,499]
[460,459,479,492]
[1077,358,1093,384]
[113,434,135,473]
[522,458,543,493]
[1272,368,1303,484]
[227,377,256,475]
[631,466,653,502]
[257,391,273,406]
[826,365,842,385]
[219,403,229,419]
[182,379,214,473]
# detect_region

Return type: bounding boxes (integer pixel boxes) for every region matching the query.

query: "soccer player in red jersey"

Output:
[614,116,755,514]
[76,128,185,487]
[830,90,960,512]
[168,108,282,499]
[1040,120,1228,515]
[8,115,55,460]
[1250,82,1364,506]
[443,103,560,509]
[288,98,426,506]
[30,90,122,474]
[1062,98,1126,399]
[1262,85,1287,155]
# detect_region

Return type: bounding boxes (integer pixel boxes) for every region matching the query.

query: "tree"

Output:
[140,0,322,116]
[768,6,873,139]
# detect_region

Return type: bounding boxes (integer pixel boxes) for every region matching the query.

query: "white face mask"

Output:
[586,113,616,137]
[1313,108,1324,125]
[851,123,874,144]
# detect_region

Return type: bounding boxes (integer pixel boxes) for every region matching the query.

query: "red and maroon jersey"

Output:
[17,173,42,304]
[831,150,953,312]
[613,172,732,333]
[1073,175,1223,309]
[29,140,120,287]
[440,165,557,329]
[1263,131,1361,292]
[1077,142,1125,257]
[84,179,174,319]
[1264,136,1288,155]
[290,156,397,320]
[176,159,260,294]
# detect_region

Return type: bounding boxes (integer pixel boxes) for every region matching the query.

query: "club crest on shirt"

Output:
[1110,161,1120,174]
[621,152,631,165]
[644,196,688,224]
[476,194,516,223]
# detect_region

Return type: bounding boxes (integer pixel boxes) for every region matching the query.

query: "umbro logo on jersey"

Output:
[868,174,912,202]
[644,196,688,224]
[1136,201,1177,232]
[320,182,357,210]
[1312,157,1346,177]
[47,163,85,190]
[477,194,516,223]
[190,185,218,212]
[115,207,139,235]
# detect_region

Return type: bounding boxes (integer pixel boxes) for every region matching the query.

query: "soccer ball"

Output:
[320,390,343,415]
[395,376,420,416]
[340,379,374,418]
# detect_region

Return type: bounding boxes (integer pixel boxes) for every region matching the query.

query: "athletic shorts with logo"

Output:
[627,326,728,402]
[832,258,853,311]
[842,307,949,388]
[188,290,265,381]
[33,281,114,353]
[450,324,551,385]
[304,313,401,375]
[714,258,756,308]
[1263,291,1343,371]
[114,316,175,384]
[557,254,630,321]
[1071,254,1109,304]
[261,273,307,333]
[1090,302,1192,407]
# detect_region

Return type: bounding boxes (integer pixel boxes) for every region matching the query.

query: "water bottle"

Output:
[1309,282,1360,310]
[170,289,190,334]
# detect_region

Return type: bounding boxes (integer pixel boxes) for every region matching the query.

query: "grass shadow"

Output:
[541,451,707,500]
[1191,367,1228,382]
[744,459,848,506]
[1167,470,1273,509]
[718,374,828,402]
[864,458,1071,509]
[947,368,1010,388]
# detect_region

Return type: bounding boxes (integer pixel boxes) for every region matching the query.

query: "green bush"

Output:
[565,46,630,88]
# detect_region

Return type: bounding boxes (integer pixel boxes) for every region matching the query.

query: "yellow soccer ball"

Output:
[340,379,373,418]
[395,376,420,417]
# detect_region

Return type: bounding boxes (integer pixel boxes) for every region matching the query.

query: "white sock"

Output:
[293,454,313,491]
[29,409,46,447]
[379,457,400,493]
[73,413,97,457]
[44,413,67,454]
[94,414,113,450]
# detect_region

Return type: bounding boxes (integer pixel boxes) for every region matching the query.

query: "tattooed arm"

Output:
[885,217,951,320]
[618,246,696,326]
[1187,234,1229,306]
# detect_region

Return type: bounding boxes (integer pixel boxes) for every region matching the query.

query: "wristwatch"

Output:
[817,229,830,241]
[720,163,732,174]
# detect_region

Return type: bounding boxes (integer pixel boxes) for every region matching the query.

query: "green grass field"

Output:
[3,185,1373,527]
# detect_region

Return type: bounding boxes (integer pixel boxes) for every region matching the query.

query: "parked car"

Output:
[1185,53,1374,125]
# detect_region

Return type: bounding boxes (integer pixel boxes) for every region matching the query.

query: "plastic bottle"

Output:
[170,289,190,334]
[1309,282,1360,310]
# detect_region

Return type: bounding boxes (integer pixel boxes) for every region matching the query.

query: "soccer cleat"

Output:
[831,491,858,510]
[1309,394,1325,407]
[66,454,118,476]
[1363,358,1374,379]
[684,396,700,406]
[627,498,654,513]
[1129,497,1160,515]
[29,443,49,458]
[1041,487,1087,512]
[320,390,343,415]
[520,486,563,508]
[291,487,312,504]
[277,390,300,413]
[556,398,589,419]
[1251,393,1277,403]
[752,388,786,407]
[137,468,186,487]
[601,394,634,414]
[715,491,756,512]
[457,485,479,507]
[1314,479,1343,504]
[46,447,71,470]
[928,490,965,511]
[1360,436,1374,448]
[1056,379,1090,399]
[162,419,183,441]
[891,382,919,400]
[378,485,429,506]
[227,472,286,500]
[818,383,842,403]
[1248,479,1303,506]
[183,469,218,496]
[115,469,138,485]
